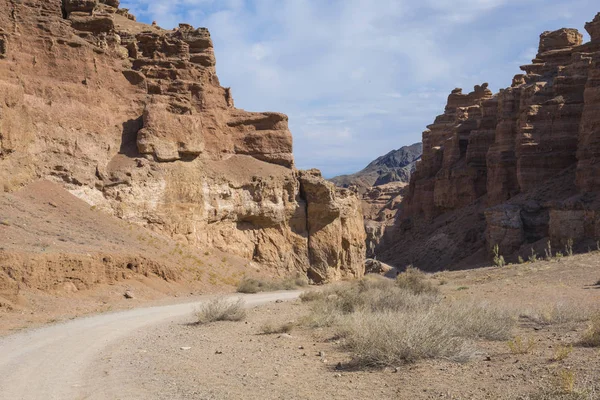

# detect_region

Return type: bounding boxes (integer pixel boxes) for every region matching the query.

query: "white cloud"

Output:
[121,0,600,176]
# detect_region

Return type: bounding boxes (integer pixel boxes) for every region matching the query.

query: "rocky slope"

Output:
[378,15,600,270]
[0,0,365,287]
[330,143,421,258]
[330,143,422,192]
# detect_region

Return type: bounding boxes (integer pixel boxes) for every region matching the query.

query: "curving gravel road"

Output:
[0,291,301,400]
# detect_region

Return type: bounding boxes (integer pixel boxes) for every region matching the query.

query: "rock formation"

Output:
[0,0,365,283]
[378,13,600,269]
[330,144,421,259]
[330,143,422,192]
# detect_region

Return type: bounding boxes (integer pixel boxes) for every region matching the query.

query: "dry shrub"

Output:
[521,303,593,326]
[303,275,438,327]
[395,266,439,295]
[260,321,295,335]
[303,275,514,367]
[340,301,513,367]
[299,290,325,302]
[339,310,473,366]
[508,336,536,355]
[237,274,308,294]
[551,345,573,362]
[518,375,599,400]
[195,297,246,324]
[579,314,600,347]
[504,372,599,400]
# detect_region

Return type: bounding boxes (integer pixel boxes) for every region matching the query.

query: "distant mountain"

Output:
[330,143,422,190]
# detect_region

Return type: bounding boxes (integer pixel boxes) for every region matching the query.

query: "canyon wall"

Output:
[379,14,600,269]
[0,0,365,283]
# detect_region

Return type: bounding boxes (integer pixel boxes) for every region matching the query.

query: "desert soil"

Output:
[1,254,599,399]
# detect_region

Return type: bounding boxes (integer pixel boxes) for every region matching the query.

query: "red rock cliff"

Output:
[379,14,600,269]
[0,0,365,282]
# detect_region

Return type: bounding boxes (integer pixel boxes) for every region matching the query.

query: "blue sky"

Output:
[121,0,599,178]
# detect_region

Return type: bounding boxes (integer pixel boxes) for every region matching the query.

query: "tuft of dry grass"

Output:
[237,274,308,294]
[550,345,573,362]
[579,314,600,347]
[195,297,246,324]
[507,336,536,355]
[338,310,474,366]
[302,274,514,367]
[517,371,599,400]
[395,266,439,295]
[520,303,593,326]
[299,290,325,302]
[509,373,599,400]
[260,321,295,335]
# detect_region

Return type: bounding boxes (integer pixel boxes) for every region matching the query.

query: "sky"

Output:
[121,0,599,178]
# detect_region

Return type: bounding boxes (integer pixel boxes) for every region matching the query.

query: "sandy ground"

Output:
[1,254,599,399]
[0,291,301,400]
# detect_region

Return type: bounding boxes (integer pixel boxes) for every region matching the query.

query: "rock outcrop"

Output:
[377,13,600,270]
[330,143,422,192]
[0,0,365,283]
[330,144,420,259]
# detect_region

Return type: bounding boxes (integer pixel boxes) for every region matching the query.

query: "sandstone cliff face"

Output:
[379,13,600,269]
[0,0,365,282]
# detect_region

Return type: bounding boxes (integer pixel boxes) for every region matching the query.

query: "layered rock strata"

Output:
[0,0,365,282]
[380,14,600,269]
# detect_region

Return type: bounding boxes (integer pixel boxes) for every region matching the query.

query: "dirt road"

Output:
[0,291,301,400]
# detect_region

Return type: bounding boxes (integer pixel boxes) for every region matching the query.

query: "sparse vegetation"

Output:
[518,256,525,264]
[260,321,295,335]
[521,303,592,326]
[545,241,553,261]
[566,239,574,257]
[302,274,513,368]
[579,314,600,347]
[529,248,538,263]
[551,345,573,362]
[195,297,246,324]
[237,274,308,294]
[557,369,576,394]
[519,379,599,400]
[507,336,536,355]
[493,244,506,267]
[395,266,439,295]
[299,290,325,302]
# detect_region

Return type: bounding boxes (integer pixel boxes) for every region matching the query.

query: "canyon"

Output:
[330,143,422,258]
[0,0,365,311]
[2,0,600,309]
[373,14,600,270]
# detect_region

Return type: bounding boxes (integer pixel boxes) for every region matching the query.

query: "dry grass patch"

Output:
[195,297,246,324]
[237,274,308,294]
[303,274,514,368]
[520,303,593,326]
[260,321,295,335]
[579,314,600,347]
[515,374,599,400]
[550,345,573,362]
[507,336,536,355]
[299,290,325,302]
[395,266,439,295]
